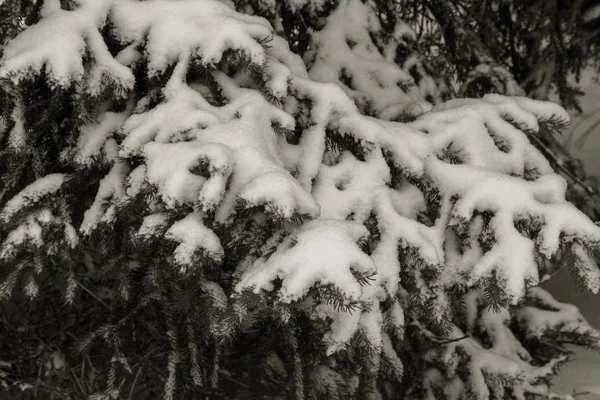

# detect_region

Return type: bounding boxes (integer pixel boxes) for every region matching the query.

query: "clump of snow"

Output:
[0,174,65,223]
[119,67,222,156]
[305,0,428,119]
[165,213,224,270]
[0,0,133,92]
[427,156,600,300]
[583,5,600,23]
[293,76,599,303]
[110,0,272,76]
[0,209,77,261]
[122,165,147,200]
[236,219,375,302]
[312,301,363,355]
[74,111,129,165]
[422,314,571,399]
[6,95,26,150]
[144,141,232,210]
[516,287,600,340]
[50,350,66,370]
[0,213,46,260]
[312,150,389,221]
[137,213,169,239]
[80,162,129,235]
[200,280,228,310]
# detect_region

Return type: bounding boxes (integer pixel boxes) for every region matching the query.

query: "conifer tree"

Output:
[0,1,600,399]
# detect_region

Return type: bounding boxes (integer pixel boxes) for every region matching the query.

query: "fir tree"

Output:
[0,1,600,399]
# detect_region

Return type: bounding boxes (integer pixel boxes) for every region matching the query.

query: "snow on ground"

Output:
[545,68,600,399]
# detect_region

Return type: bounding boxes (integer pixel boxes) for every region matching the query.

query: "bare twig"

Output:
[74,279,110,310]
[435,335,470,345]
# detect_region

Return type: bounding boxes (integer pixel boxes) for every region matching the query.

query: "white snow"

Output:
[0,208,77,260]
[305,0,428,119]
[583,5,600,23]
[75,111,129,165]
[80,162,129,235]
[137,213,169,238]
[0,214,45,260]
[200,280,228,309]
[421,308,575,399]
[236,219,375,302]
[517,287,598,339]
[165,213,224,270]
[0,174,65,223]
[6,95,26,150]
[138,73,318,221]
[0,0,133,92]
[110,0,272,76]
[314,301,363,355]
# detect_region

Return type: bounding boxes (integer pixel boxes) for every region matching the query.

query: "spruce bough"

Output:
[0,0,599,399]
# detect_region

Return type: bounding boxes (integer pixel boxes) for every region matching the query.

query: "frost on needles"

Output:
[0,0,599,399]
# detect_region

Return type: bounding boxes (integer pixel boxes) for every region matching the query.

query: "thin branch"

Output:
[530,134,600,213]
[127,366,144,400]
[434,335,470,345]
[74,278,110,310]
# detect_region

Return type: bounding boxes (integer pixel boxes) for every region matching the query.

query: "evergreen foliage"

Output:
[0,0,599,399]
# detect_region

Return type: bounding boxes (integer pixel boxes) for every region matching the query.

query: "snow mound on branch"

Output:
[80,162,129,235]
[429,158,600,299]
[0,0,133,92]
[110,0,272,76]
[0,174,65,223]
[236,219,375,302]
[165,213,224,270]
[144,141,232,210]
[516,287,600,340]
[74,111,129,165]
[0,211,49,260]
[305,0,429,120]
[0,0,277,91]
[119,50,296,157]
[137,213,169,239]
[140,92,319,221]
[0,209,78,261]
[312,150,390,221]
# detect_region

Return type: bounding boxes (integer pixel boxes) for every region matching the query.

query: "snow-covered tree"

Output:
[0,0,599,399]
